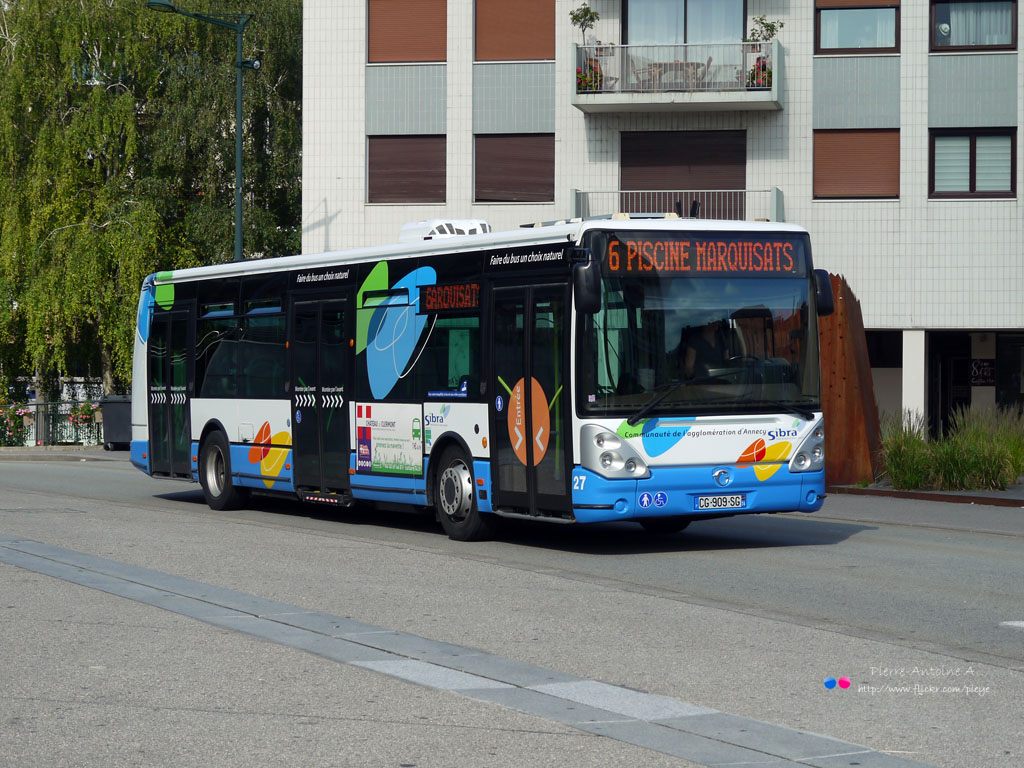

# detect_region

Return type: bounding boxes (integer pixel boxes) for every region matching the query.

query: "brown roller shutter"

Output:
[369,0,446,63]
[476,0,555,61]
[620,131,746,219]
[816,0,899,7]
[475,135,554,202]
[368,136,446,203]
[814,130,899,198]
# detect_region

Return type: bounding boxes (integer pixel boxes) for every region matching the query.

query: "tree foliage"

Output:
[0,0,301,396]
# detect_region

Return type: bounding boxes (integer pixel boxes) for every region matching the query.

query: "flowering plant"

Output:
[0,403,30,447]
[577,64,603,92]
[747,56,771,88]
[69,401,100,426]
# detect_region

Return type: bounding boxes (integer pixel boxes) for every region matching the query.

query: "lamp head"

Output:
[146,0,177,13]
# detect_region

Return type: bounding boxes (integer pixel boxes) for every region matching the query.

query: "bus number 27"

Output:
[572,476,587,491]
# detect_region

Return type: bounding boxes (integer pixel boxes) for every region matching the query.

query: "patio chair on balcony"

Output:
[592,57,618,91]
[694,56,712,89]
[629,56,659,91]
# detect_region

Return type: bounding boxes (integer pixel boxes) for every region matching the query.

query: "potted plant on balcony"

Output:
[570,3,604,93]
[744,15,783,89]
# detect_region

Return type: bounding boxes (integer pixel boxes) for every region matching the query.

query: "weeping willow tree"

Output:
[0,0,301,397]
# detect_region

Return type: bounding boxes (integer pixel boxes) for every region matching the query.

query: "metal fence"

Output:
[575,42,772,95]
[573,189,780,222]
[0,401,103,447]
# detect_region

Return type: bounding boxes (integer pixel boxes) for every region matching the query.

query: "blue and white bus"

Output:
[132,216,833,540]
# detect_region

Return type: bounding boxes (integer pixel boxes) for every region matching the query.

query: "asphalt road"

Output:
[1,457,1022,767]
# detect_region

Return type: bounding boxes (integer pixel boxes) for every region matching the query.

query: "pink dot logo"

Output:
[837,677,851,689]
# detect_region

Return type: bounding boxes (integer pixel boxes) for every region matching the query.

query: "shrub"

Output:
[880,411,933,490]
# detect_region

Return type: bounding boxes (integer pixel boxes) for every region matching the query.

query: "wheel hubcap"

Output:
[439,462,472,521]
[205,446,225,496]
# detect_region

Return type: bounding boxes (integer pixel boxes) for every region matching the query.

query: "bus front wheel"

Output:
[434,447,495,541]
[199,431,248,511]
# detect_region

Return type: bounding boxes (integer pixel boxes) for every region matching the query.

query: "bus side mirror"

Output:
[573,258,602,315]
[814,269,834,316]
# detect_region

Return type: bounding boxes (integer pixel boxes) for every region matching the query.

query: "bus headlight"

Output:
[789,418,825,473]
[581,424,650,480]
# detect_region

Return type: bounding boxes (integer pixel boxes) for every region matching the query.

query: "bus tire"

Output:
[638,517,690,535]
[434,447,495,541]
[199,431,248,511]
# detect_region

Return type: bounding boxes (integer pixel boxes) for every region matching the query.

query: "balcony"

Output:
[572,40,783,113]
[572,189,784,222]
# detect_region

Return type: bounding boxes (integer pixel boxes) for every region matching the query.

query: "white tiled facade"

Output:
[303,1,1024,430]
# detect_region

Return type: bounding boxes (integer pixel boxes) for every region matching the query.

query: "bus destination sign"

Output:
[605,236,804,277]
[421,282,480,313]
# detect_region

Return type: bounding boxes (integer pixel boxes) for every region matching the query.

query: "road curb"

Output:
[830,485,1024,508]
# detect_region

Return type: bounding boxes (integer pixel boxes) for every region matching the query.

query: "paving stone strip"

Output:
[0,534,935,768]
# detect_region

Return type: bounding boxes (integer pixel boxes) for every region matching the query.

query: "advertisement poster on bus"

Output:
[355,403,422,476]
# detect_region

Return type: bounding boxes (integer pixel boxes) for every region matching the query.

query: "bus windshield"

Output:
[577,232,820,419]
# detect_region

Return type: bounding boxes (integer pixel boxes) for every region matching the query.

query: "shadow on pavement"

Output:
[154,489,873,555]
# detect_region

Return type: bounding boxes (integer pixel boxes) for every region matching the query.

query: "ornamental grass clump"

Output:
[932,407,1020,491]
[880,411,933,490]
[880,406,1024,491]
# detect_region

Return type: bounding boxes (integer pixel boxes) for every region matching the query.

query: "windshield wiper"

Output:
[627,379,683,426]
[761,400,816,421]
[626,373,737,426]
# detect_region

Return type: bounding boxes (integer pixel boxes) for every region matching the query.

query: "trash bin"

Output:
[100,395,131,451]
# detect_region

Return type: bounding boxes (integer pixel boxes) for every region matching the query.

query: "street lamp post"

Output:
[146,0,260,263]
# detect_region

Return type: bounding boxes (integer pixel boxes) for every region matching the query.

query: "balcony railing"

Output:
[572,189,783,222]
[576,41,773,95]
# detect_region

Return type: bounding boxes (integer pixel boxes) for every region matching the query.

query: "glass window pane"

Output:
[627,0,684,45]
[687,0,742,43]
[975,135,1012,191]
[934,1,1014,47]
[934,136,971,192]
[820,8,897,49]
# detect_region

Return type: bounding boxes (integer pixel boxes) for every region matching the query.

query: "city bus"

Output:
[131,215,834,540]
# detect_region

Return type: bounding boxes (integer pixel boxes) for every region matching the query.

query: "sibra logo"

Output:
[767,428,799,441]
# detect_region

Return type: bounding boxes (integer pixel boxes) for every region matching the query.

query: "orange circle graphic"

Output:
[506,377,550,467]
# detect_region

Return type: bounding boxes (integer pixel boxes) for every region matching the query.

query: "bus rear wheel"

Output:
[638,517,690,535]
[199,431,248,511]
[435,447,495,541]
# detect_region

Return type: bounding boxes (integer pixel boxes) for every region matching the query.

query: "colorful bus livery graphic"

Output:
[247,421,292,489]
[133,217,832,540]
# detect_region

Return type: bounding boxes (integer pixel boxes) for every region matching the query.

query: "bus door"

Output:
[148,309,192,478]
[490,285,571,515]
[291,298,351,496]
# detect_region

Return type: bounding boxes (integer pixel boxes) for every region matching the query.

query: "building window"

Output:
[625,0,743,45]
[368,0,447,63]
[931,1,1016,51]
[476,0,554,61]
[930,129,1016,197]
[815,2,900,54]
[813,129,900,199]
[475,134,554,202]
[367,136,446,203]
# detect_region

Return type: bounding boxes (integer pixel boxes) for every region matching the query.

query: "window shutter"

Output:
[476,0,555,61]
[368,136,446,203]
[814,130,900,198]
[369,0,446,63]
[474,135,555,202]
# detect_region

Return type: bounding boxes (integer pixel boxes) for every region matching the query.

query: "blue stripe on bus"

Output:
[228,444,295,493]
[130,440,150,473]
[571,465,825,524]
[350,470,428,506]
[473,460,493,513]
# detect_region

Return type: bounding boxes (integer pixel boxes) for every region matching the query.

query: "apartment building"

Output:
[302,0,1022,434]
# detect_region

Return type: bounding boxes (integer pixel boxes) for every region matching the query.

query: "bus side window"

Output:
[196,318,240,398]
[418,315,479,398]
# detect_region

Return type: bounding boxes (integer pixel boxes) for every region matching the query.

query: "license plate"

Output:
[694,494,746,511]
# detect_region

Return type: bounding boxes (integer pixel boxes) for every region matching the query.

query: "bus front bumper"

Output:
[570,465,825,524]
